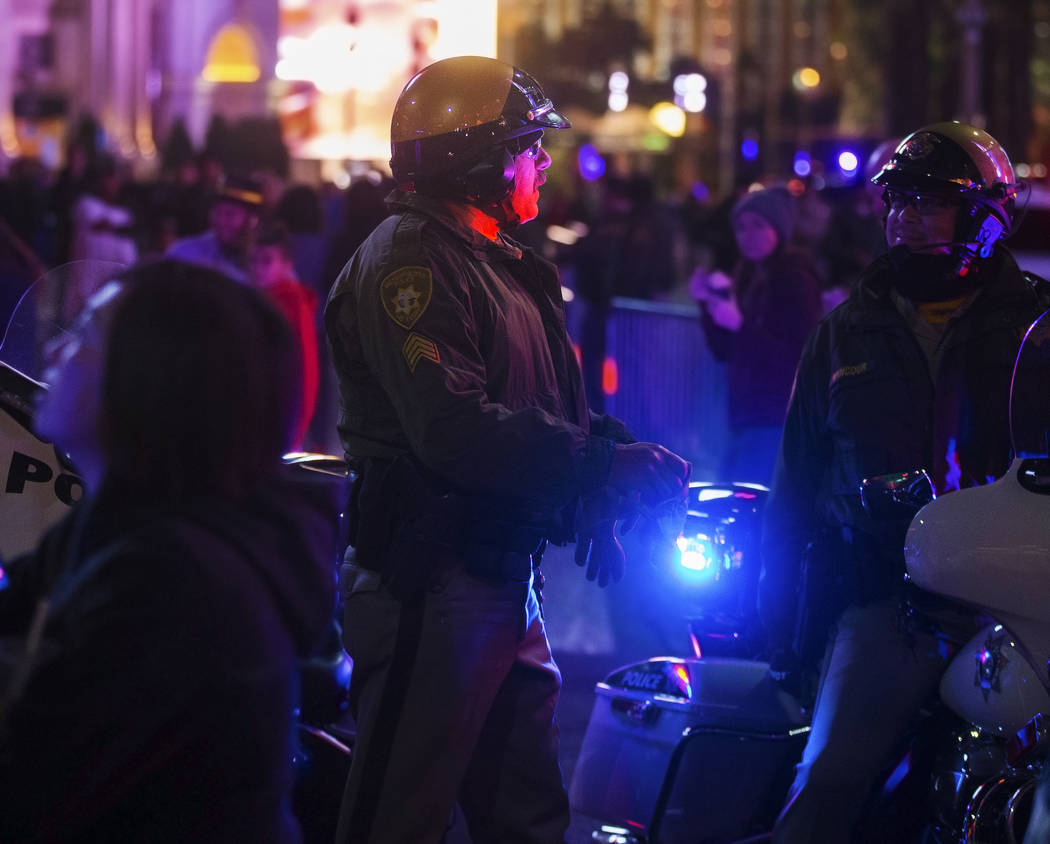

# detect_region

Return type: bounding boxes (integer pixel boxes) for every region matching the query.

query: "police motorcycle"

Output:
[569,480,806,844]
[880,305,1050,844]
[0,262,353,844]
[569,309,1050,844]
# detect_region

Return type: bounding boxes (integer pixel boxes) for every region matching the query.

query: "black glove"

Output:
[575,488,626,588]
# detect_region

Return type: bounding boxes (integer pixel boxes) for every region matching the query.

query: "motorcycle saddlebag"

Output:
[568,657,809,843]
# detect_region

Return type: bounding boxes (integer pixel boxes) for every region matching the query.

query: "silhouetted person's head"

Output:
[36,259,299,503]
[210,173,265,252]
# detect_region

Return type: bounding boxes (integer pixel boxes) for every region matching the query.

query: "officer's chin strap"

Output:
[888,244,986,302]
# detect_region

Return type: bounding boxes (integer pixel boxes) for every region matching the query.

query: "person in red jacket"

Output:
[249,221,320,450]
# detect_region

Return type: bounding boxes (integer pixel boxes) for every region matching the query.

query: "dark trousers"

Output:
[335,561,570,844]
[772,598,969,843]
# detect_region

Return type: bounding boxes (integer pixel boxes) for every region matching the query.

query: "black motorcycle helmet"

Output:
[389,55,570,203]
[872,121,1021,259]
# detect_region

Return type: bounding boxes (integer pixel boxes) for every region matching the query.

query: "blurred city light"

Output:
[202,24,261,83]
[548,222,589,246]
[793,66,821,90]
[271,1,496,163]
[577,143,606,181]
[673,73,708,113]
[741,137,759,161]
[793,150,812,177]
[650,102,686,137]
[838,150,860,173]
[276,23,410,94]
[608,71,629,113]
[421,2,497,61]
[642,132,671,152]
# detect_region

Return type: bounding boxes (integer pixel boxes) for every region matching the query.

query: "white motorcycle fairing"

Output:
[0,262,125,563]
[0,362,83,561]
[905,458,1050,735]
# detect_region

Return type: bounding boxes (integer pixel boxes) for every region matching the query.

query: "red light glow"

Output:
[602,357,618,395]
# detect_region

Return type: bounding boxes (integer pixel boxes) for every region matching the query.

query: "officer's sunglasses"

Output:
[507,133,544,159]
[883,189,956,215]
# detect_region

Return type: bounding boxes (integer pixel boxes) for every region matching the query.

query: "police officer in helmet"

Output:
[326,56,690,843]
[760,121,1050,842]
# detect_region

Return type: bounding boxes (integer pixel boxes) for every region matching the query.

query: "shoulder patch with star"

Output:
[380,266,432,329]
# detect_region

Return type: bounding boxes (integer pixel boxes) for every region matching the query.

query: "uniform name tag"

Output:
[831,362,868,384]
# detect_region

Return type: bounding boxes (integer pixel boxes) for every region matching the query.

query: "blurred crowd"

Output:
[0,119,891,467]
[0,132,400,455]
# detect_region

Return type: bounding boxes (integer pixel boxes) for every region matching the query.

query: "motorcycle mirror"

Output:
[859,470,935,521]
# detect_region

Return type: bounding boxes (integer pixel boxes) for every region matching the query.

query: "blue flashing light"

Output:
[578,144,606,182]
[676,535,719,583]
[691,181,710,202]
[838,150,860,173]
[793,151,812,178]
[681,548,710,571]
[741,138,759,161]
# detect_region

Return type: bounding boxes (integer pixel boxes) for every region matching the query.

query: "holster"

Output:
[792,528,851,666]
[348,456,462,602]
[792,524,909,666]
[346,455,549,600]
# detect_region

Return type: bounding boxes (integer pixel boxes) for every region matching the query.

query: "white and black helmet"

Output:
[873,121,1021,257]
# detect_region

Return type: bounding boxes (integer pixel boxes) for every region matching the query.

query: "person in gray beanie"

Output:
[689,185,823,484]
[732,186,796,246]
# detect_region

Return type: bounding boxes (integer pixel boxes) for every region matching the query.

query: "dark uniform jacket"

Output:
[759,247,1050,645]
[325,190,629,553]
[0,468,340,843]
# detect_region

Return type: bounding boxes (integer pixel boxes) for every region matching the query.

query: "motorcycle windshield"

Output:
[1009,307,1050,459]
[0,261,127,384]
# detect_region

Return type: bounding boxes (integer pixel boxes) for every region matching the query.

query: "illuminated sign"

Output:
[276,0,497,164]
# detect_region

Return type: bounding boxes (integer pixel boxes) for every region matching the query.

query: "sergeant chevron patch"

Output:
[402,332,440,372]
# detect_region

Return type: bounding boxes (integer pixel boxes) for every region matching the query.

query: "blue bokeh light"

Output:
[578,143,606,181]
[740,138,759,161]
[691,181,711,202]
